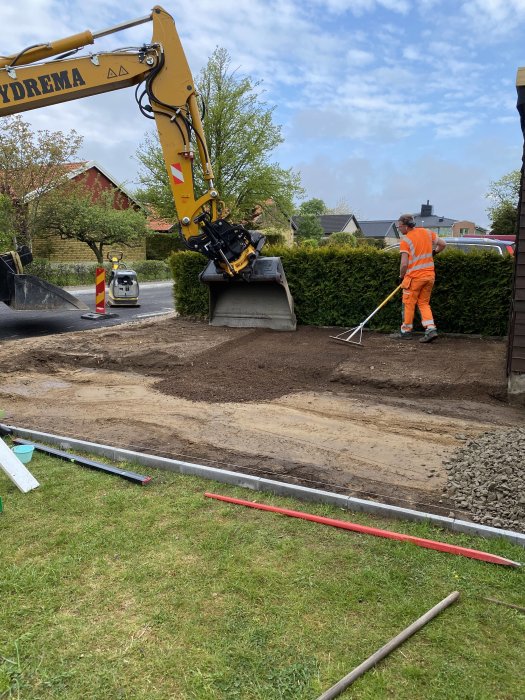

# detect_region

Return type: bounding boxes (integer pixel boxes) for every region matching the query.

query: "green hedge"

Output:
[27,258,171,285]
[261,230,287,246]
[169,251,209,316]
[169,246,514,336]
[146,232,186,260]
[430,249,513,335]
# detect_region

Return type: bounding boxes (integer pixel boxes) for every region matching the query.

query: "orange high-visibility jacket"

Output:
[399,227,439,280]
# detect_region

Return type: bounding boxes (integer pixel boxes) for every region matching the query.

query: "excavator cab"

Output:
[0,246,88,311]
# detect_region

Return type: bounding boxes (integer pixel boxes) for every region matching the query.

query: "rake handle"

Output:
[360,284,402,326]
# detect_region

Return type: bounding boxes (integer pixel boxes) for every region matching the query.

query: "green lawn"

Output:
[0,448,523,699]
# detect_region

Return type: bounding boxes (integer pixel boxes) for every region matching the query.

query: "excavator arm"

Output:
[0,6,295,329]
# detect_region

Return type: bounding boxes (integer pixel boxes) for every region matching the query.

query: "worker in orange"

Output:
[392,214,447,343]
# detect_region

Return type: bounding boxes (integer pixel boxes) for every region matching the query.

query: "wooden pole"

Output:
[316,591,460,700]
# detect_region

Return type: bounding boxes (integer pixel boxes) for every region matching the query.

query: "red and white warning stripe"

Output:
[170,163,184,184]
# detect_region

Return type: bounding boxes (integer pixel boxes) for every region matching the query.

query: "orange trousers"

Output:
[401,277,436,332]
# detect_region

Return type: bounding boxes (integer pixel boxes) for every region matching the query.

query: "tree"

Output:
[486,170,520,235]
[326,197,353,215]
[134,131,178,220]
[135,47,303,223]
[295,214,324,244]
[0,115,83,248]
[36,181,148,264]
[491,200,518,237]
[298,198,327,217]
[0,194,15,250]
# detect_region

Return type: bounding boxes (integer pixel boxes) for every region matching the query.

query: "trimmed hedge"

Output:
[146,232,186,260]
[27,258,171,285]
[131,259,171,280]
[169,246,514,336]
[169,250,209,316]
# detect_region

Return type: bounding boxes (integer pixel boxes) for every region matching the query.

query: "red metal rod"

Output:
[205,493,521,568]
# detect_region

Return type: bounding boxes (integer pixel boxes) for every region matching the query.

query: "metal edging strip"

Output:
[1,423,524,548]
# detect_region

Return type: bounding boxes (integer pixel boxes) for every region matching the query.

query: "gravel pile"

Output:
[442,427,525,533]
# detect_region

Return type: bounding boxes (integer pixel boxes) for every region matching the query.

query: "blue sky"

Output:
[2,0,525,227]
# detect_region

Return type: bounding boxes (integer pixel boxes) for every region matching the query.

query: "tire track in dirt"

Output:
[0,317,522,516]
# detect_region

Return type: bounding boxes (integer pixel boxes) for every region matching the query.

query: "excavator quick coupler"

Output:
[185,218,265,273]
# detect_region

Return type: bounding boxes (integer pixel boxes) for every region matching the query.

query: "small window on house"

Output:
[460,227,469,235]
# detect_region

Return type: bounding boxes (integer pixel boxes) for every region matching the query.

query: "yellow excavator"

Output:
[0,5,295,329]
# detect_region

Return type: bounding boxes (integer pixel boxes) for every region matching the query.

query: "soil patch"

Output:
[0,317,522,521]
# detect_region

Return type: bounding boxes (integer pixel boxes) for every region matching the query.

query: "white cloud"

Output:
[0,0,523,221]
[0,1,67,51]
[434,117,479,138]
[345,48,375,67]
[296,152,494,226]
[460,0,525,37]
[402,47,419,61]
[310,0,410,15]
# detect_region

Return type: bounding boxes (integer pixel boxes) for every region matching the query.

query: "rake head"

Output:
[329,324,365,345]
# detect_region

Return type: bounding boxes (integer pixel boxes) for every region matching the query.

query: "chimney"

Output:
[420,200,433,217]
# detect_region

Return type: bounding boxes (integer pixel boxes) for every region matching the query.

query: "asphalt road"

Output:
[0,281,175,341]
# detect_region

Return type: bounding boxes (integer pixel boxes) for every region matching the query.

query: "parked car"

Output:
[471,234,516,243]
[385,237,515,256]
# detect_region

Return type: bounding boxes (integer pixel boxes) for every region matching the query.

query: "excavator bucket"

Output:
[0,249,88,311]
[3,274,89,311]
[200,256,296,331]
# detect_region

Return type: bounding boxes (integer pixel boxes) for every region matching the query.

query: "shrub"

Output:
[168,246,514,336]
[27,258,171,285]
[131,259,170,279]
[259,227,288,247]
[169,250,208,317]
[26,259,100,286]
[356,237,385,249]
[146,232,186,260]
[319,232,357,247]
[298,238,320,248]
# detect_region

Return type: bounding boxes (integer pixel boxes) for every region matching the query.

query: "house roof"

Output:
[357,220,398,239]
[292,214,356,234]
[290,200,485,240]
[358,215,483,238]
[319,214,355,233]
[147,217,176,233]
[23,159,144,210]
[413,214,456,228]
[65,160,143,209]
[21,159,180,233]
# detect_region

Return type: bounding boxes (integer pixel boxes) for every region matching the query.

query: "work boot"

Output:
[389,330,413,340]
[420,329,438,343]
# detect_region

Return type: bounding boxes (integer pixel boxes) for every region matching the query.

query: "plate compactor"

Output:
[107,253,140,308]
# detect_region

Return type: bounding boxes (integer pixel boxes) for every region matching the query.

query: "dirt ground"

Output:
[0,315,523,518]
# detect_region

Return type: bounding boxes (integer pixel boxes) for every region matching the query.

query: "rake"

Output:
[330,284,402,345]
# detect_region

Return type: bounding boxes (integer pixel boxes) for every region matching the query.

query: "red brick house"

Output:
[31,160,166,263]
